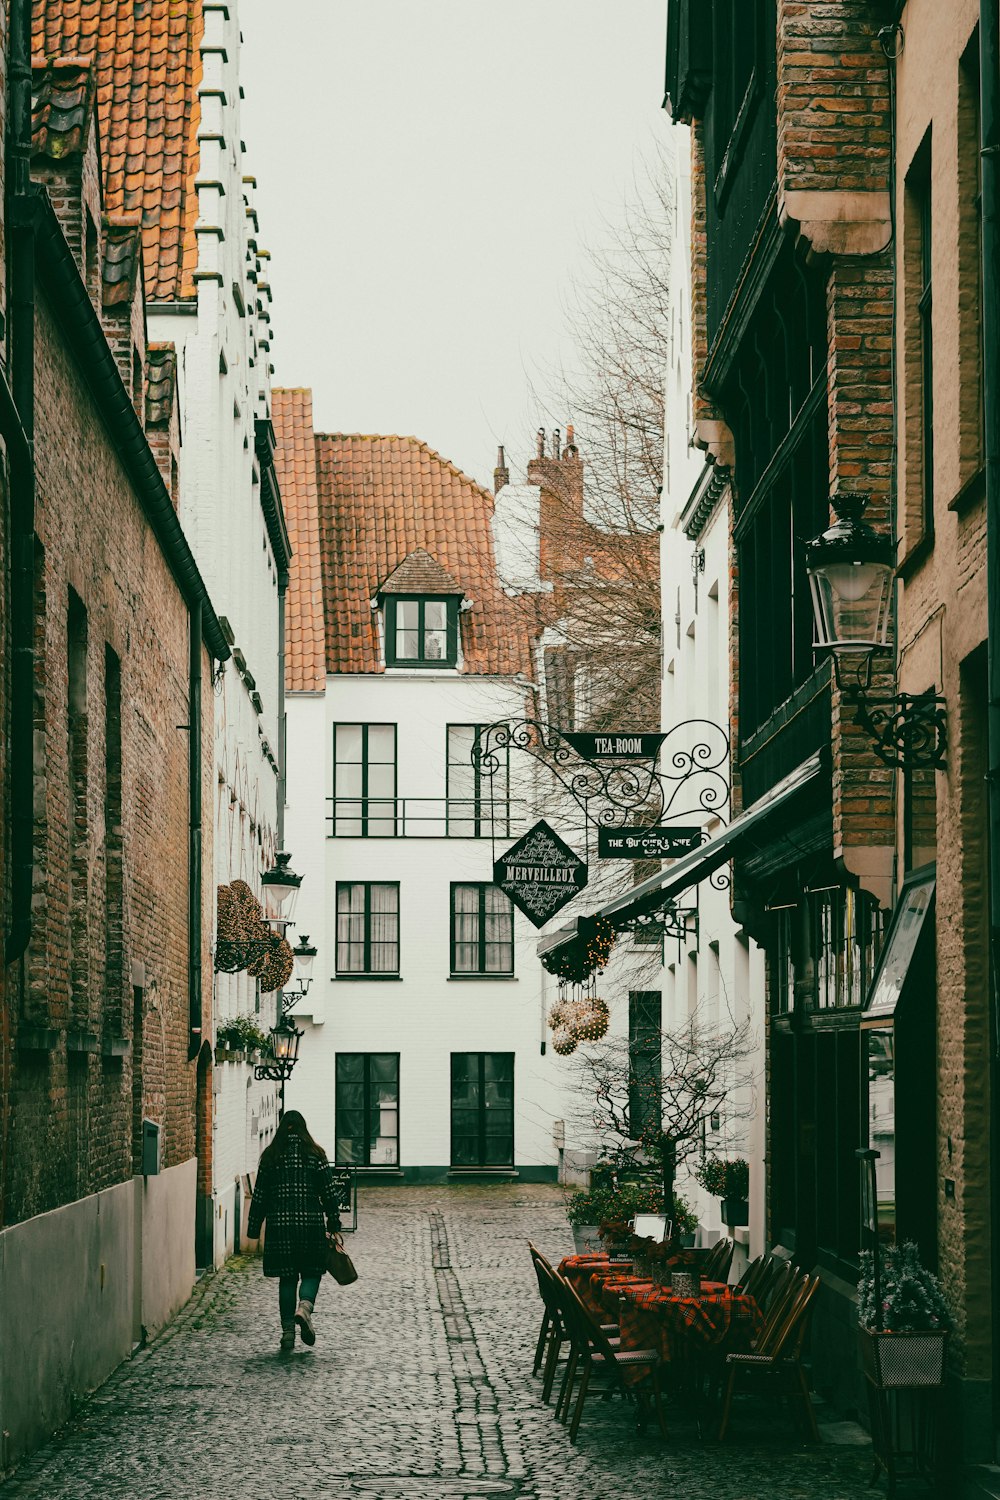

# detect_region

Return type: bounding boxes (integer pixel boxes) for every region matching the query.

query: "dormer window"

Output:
[386,595,458,668]
[377,548,466,671]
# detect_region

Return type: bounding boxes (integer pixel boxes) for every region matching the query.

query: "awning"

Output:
[537,752,825,958]
[861,868,936,1028]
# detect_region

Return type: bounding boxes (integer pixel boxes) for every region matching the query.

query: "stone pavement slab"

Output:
[0,1185,913,1500]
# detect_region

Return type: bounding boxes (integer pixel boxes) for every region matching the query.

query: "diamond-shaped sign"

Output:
[494,819,587,928]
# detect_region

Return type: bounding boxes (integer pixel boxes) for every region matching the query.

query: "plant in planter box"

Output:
[216,1016,270,1057]
[858,1242,950,1388]
[565,1180,697,1247]
[695,1155,750,1226]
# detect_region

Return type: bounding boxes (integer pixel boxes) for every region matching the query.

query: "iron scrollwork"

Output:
[852,690,947,771]
[474,717,730,832]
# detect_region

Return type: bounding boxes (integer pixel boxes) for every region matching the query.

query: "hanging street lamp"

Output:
[805,494,946,769]
[261,851,303,930]
[282,934,317,1014]
[254,1011,304,1116]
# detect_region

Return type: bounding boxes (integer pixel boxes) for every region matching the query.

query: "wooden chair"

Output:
[757,1254,794,1314]
[551,1273,667,1444]
[529,1246,619,1405]
[703,1237,735,1283]
[718,1273,821,1441]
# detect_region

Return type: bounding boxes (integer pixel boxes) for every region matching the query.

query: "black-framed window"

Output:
[906,135,934,542]
[386,595,458,668]
[628,991,662,1138]
[446,724,510,837]
[335,1053,399,1166]
[335,882,399,974]
[711,0,764,199]
[450,1052,514,1167]
[812,888,885,1011]
[450,884,514,975]
[332,723,396,837]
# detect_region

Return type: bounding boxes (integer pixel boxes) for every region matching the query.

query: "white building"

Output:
[272,394,575,1179]
[658,128,767,1260]
[147,0,290,1266]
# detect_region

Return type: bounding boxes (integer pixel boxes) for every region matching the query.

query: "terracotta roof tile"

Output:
[101,211,142,305]
[32,0,204,301]
[146,340,177,428]
[272,389,326,694]
[31,53,97,158]
[272,397,532,681]
[378,549,462,597]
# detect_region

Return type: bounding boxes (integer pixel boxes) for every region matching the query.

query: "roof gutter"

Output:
[21,186,231,664]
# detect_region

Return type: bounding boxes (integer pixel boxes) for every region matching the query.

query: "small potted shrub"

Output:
[695,1155,750,1228]
[858,1242,950,1388]
[216,1016,270,1061]
[565,1180,696,1256]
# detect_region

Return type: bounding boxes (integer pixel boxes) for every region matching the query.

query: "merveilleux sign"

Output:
[598,826,704,860]
[493,820,587,928]
[563,731,666,761]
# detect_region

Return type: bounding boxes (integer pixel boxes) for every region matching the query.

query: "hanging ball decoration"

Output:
[573,998,610,1042]
[551,1025,578,1056]
[548,1000,570,1030]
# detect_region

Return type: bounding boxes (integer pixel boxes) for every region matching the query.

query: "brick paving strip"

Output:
[0,1186,885,1500]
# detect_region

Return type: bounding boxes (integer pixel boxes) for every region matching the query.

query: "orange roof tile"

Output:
[378,549,462,597]
[272,389,326,694]
[272,396,532,680]
[32,0,204,301]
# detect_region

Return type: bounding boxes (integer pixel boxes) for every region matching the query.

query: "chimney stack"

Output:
[494,444,510,494]
[536,427,546,459]
[563,423,578,458]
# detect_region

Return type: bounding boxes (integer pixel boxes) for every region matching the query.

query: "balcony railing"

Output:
[326,797,526,839]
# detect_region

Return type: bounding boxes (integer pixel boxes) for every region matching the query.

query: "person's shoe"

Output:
[279,1320,295,1352]
[294,1300,316,1346]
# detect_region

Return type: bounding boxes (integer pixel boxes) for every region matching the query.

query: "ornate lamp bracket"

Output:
[850,688,947,771]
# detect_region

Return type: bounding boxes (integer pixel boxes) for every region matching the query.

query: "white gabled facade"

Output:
[272,413,576,1181]
[659,127,767,1260]
[148,0,289,1265]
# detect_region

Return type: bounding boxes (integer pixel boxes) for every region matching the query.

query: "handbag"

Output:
[325,1232,358,1285]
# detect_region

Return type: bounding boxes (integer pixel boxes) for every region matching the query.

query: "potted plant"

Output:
[858,1242,950,1388]
[695,1155,750,1228]
[216,1015,270,1061]
[565,1179,697,1255]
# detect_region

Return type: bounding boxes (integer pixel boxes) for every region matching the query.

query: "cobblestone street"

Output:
[1,1187,885,1500]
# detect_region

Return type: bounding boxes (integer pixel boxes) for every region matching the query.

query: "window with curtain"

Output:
[451,884,514,975]
[336,882,400,974]
[386,596,458,667]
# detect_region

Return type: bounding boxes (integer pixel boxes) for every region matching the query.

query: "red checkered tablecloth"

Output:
[557,1255,636,1320]
[616,1284,762,1384]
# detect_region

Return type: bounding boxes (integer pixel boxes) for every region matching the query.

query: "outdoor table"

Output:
[557,1253,636,1320]
[615,1282,762,1385]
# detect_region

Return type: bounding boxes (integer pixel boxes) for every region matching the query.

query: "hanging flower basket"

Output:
[859,1329,947,1389]
[258,936,295,994]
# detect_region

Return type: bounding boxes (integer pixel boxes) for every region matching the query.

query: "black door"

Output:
[450,1053,514,1168]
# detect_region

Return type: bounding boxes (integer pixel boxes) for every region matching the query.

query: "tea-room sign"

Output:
[493,820,587,928]
[563,731,666,761]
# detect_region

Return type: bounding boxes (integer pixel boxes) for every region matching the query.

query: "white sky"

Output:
[238,0,668,492]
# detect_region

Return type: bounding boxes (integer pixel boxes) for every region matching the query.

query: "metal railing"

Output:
[326,796,526,839]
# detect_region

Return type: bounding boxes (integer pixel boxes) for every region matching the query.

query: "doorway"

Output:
[450,1053,514,1168]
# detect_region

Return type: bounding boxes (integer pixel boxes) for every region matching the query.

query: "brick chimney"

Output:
[527,422,585,581]
[493,444,510,494]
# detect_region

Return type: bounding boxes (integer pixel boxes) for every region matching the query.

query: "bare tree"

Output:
[519,143,674,733]
[568,1007,757,1209]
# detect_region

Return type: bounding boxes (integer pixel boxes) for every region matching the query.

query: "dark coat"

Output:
[247,1136,343,1278]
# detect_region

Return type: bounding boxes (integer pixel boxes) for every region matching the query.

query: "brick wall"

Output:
[4,283,212,1225]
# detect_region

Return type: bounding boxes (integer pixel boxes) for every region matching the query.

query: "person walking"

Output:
[246,1109,343,1351]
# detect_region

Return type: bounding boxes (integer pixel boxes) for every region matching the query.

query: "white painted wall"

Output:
[0,1159,196,1472]
[283,671,575,1175]
[660,127,767,1264]
[148,0,283,1263]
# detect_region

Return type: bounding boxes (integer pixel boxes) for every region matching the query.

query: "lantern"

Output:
[805,495,894,676]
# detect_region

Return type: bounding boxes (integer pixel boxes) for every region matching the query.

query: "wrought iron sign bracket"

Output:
[475,717,730,832]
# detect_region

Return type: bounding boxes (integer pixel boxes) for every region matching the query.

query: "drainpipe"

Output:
[980,0,1000,1436]
[4,0,36,967]
[188,600,203,1059]
[277,573,287,846]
